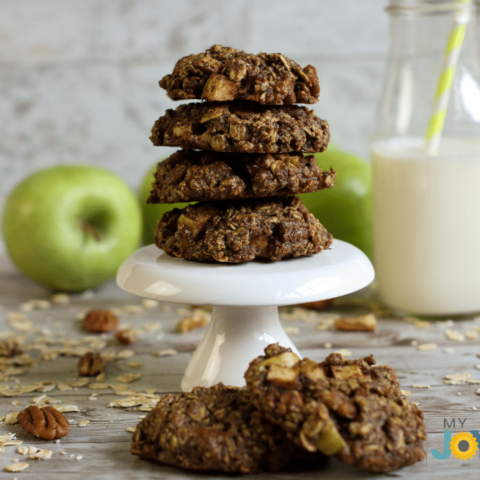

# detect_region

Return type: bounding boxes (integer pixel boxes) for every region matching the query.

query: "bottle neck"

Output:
[372,1,480,142]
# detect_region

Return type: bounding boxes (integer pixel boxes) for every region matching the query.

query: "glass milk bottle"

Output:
[371,0,480,315]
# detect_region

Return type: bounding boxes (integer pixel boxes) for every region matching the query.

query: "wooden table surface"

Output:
[1,252,480,480]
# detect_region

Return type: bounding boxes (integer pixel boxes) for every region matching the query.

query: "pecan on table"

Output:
[0,339,23,357]
[78,352,106,376]
[18,406,70,440]
[83,309,118,333]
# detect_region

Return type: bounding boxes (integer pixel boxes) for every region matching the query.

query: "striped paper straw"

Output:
[425,0,472,156]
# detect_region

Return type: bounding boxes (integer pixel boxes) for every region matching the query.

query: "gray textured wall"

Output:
[0,0,389,205]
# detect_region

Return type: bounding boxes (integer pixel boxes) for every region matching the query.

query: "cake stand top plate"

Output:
[116,239,374,306]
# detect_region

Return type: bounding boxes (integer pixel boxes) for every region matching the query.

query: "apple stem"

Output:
[78,219,102,242]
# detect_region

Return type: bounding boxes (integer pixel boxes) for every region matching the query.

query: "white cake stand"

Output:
[116,239,374,391]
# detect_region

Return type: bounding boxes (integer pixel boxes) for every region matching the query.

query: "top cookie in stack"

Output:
[148,45,336,263]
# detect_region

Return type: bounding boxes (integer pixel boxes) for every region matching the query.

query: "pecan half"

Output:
[18,406,70,440]
[0,339,23,357]
[83,309,118,332]
[78,352,106,376]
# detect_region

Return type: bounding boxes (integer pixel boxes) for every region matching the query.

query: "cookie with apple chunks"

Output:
[148,150,336,203]
[131,383,319,473]
[244,344,426,473]
[150,102,330,154]
[154,196,333,263]
[159,44,320,105]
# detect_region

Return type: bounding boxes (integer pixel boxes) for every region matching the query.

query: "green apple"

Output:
[299,145,373,260]
[1,165,142,291]
[139,162,189,245]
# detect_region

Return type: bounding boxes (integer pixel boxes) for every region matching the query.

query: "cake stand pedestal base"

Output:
[116,240,375,391]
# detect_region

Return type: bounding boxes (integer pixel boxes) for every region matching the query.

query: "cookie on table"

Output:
[244,344,426,473]
[155,196,333,263]
[159,44,320,105]
[147,150,336,203]
[131,384,318,473]
[150,102,330,154]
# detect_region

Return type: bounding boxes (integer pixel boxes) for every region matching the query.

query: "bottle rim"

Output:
[386,0,479,14]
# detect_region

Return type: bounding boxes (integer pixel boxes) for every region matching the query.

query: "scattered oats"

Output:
[126,361,142,368]
[67,378,89,388]
[176,309,211,333]
[335,313,377,331]
[417,343,437,351]
[56,405,80,413]
[78,420,89,427]
[412,384,430,389]
[96,373,105,382]
[324,343,332,348]
[414,320,429,328]
[400,390,411,396]
[0,433,17,443]
[9,320,34,332]
[30,449,52,460]
[145,388,156,395]
[410,340,419,346]
[108,393,160,409]
[466,331,479,340]
[5,462,29,472]
[117,373,141,383]
[76,455,83,461]
[473,407,478,410]
[17,447,28,455]
[54,439,60,444]
[11,401,20,406]
[466,379,480,384]
[316,318,336,331]
[138,415,146,419]
[457,392,462,396]
[57,383,73,391]
[152,349,177,357]
[75,312,87,321]
[89,394,98,401]
[444,373,471,384]
[143,322,161,332]
[31,394,48,405]
[124,305,144,314]
[141,299,159,309]
[27,446,37,454]
[443,348,455,354]
[116,350,135,359]
[70,454,75,458]
[126,426,136,433]
[20,303,33,312]
[176,307,191,316]
[445,329,465,342]
[12,458,18,462]
[88,383,110,390]
[333,349,352,357]
[7,312,25,321]
[60,451,67,455]
[284,327,299,335]
[5,412,18,425]
[51,293,70,305]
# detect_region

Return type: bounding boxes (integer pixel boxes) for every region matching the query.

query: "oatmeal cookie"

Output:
[148,150,336,203]
[150,102,330,154]
[245,344,426,473]
[155,196,333,263]
[159,44,320,105]
[131,384,317,473]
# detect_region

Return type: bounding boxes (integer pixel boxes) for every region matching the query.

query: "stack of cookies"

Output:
[131,345,426,473]
[148,45,336,263]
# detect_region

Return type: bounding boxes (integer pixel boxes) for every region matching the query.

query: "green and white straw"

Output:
[425,0,472,156]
